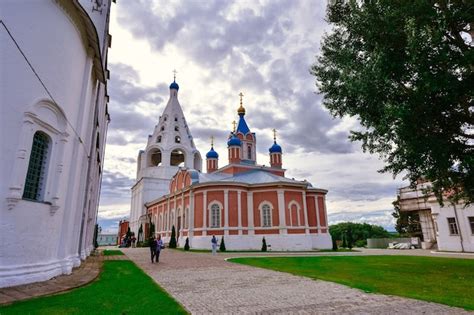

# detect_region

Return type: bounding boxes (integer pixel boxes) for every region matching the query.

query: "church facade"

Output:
[145,87,332,250]
[0,0,112,287]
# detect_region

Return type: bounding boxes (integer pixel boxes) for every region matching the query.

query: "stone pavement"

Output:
[0,255,102,305]
[123,248,471,314]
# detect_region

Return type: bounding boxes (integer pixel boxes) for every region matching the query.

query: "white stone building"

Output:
[129,79,202,237]
[0,0,112,287]
[398,181,474,252]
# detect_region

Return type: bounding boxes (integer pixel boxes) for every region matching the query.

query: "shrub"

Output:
[261,237,267,252]
[184,237,190,251]
[355,240,366,248]
[332,237,338,251]
[169,225,177,248]
[219,236,226,252]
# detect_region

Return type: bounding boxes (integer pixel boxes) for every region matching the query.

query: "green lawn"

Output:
[229,255,474,310]
[0,261,187,314]
[102,249,124,256]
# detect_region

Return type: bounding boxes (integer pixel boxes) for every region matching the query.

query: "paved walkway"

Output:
[123,248,471,314]
[0,255,102,305]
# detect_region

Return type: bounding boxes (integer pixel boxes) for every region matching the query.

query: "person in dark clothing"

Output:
[155,235,164,263]
[150,236,157,263]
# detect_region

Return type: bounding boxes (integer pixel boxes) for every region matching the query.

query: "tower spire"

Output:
[172,69,177,82]
[237,92,245,116]
[272,128,277,142]
[210,135,214,147]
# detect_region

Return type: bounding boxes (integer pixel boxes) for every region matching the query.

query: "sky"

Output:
[98,0,407,234]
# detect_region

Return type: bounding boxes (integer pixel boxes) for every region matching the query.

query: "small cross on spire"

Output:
[232,120,237,133]
[239,92,244,106]
[272,128,277,141]
[210,136,214,147]
[173,69,177,82]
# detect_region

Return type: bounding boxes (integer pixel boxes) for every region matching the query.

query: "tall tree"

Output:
[169,225,177,248]
[312,1,474,204]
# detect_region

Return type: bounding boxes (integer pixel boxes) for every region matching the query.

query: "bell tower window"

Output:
[247,144,252,160]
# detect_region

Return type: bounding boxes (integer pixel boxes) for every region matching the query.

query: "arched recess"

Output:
[147,148,162,167]
[288,200,301,226]
[170,149,185,167]
[193,152,202,171]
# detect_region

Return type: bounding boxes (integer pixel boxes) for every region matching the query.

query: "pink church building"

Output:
[146,96,332,250]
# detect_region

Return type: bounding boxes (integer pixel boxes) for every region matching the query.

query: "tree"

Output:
[312,1,474,204]
[184,237,190,251]
[169,225,177,248]
[126,227,132,239]
[332,237,338,251]
[346,226,353,249]
[93,224,99,249]
[330,222,390,246]
[261,237,267,252]
[341,234,347,248]
[219,236,226,252]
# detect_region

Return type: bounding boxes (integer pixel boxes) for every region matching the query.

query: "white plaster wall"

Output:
[0,1,110,287]
[432,203,474,252]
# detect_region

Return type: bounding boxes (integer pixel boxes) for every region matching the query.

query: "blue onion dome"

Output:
[206,147,219,159]
[227,133,242,147]
[269,141,282,153]
[169,80,179,90]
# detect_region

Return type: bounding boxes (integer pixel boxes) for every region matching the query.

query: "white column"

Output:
[323,195,328,230]
[237,190,242,235]
[203,191,207,236]
[224,190,229,235]
[277,189,287,234]
[247,191,254,235]
[302,191,309,234]
[315,196,321,233]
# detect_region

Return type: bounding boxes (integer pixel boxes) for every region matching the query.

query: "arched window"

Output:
[175,136,181,143]
[157,136,162,143]
[148,148,162,167]
[211,204,220,228]
[247,144,252,159]
[185,208,189,229]
[174,126,179,131]
[23,131,51,201]
[163,116,167,122]
[170,149,185,166]
[160,126,165,131]
[262,204,272,227]
[174,116,178,122]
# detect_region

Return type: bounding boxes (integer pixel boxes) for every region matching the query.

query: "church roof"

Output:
[190,169,310,186]
[236,115,250,135]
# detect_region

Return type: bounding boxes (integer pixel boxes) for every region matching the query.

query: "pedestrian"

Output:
[155,235,164,263]
[150,236,157,263]
[211,235,218,255]
[131,235,136,248]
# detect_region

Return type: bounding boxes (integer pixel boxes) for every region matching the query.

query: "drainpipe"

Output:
[452,203,465,252]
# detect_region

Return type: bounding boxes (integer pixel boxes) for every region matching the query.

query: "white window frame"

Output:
[208,201,223,228]
[258,201,273,227]
[447,217,459,235]
[287,200,302,226]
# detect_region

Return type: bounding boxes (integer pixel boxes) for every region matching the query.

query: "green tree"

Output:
[312,1,474,204]
[184,237,190,251]
[126,227,132,239]
[219,236,226,252]
[330,222,390,246]
[169,225,177,248]
[346,226,354,249]
[332,237,338,251]
[261,237,267,252]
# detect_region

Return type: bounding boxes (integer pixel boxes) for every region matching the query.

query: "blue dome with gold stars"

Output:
[269,141,282,153]
[170,81,179,90]
[227,134,241,147]
[206,147,219,159]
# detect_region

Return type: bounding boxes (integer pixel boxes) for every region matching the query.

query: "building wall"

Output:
[0,0,111,287]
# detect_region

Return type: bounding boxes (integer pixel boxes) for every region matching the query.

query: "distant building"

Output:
[117,219,130,245]
[398,180,474,252]
[98,234,118,246]
[146,89,332,251]
[0,0,112,287]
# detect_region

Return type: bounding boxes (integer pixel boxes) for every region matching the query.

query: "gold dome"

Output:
[237,92,245,115]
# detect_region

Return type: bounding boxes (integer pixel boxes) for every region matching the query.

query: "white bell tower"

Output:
[129,75,202,237]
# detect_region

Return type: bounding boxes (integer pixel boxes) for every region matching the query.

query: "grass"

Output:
[0,261,188,315]
[229,255,474,310]
[102,249,124,256]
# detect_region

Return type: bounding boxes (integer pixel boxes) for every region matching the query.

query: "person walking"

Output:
[150,236,157,263]
[155,235,164,263]
[211,235,218,255]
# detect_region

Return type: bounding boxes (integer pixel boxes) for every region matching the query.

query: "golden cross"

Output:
[173,69,177,81]
[210,136,214,147]
[272,128,277,141]
[232,120,237,132]
[239,92,244,106]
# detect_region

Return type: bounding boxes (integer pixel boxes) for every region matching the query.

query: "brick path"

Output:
[0,255,102,305]
[123,248,471,314]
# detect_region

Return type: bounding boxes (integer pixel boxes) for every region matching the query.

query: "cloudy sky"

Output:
[98,0,407,233]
